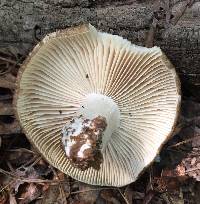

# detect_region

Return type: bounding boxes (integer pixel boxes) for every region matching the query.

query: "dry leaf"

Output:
[0,191,8,204]
[9,193,17,204]
[17,183,41,204]
[142,190,155,204]
[76,182,100,204]
[40,184,60,204]
[124,185,144,203]
[182,148,200,181]
[10,167,40,193]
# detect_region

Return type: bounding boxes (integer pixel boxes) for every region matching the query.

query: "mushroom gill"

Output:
[15,24,181,187]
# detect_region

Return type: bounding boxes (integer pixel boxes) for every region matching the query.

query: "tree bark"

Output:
[0,0,200,86]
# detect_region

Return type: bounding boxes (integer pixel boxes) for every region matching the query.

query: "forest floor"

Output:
[0,46,200,204]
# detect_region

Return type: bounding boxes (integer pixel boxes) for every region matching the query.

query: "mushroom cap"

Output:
[15,24,181,187]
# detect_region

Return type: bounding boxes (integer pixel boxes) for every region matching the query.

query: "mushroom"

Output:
[15,24,181,187]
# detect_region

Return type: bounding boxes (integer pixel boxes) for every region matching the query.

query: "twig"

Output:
[171,0,195,26]
[0,56,21,66]
[169,135,200,148]
[50,167,67,204]
[26,156,42,169]
[6,161,15,173]
[0,168,66,184]
[145,0,195,47]
[0,167,16,177]
[0,180,15,193]
[165,192,174,204]
[117,188,130,204]
[18,196,43,200]
[165,0,171,26]
[18,178,66,184]
[142,190,155,204]
[149,166,154,190]
[6,148,36,154]
[145,19,158,48]
[70,187,115,195]
[15,156,42,174]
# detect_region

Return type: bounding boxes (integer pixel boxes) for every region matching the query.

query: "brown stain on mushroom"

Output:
[63,116,107,171]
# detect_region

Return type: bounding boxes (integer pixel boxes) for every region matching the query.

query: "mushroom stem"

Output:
[78,93,120,151]
[62,93,120,170]
[62,116,107,170]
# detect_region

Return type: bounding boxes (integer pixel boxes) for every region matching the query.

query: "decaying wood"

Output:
[0,0,200,86]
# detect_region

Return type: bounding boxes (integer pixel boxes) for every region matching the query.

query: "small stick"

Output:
[117,188,130,204]
[70,187,115,195]
[0,168,65,184]
[169,135,200,148]
[145,19,158,48]
[0,56,22,66]
[171,0,195,26]
[50,167,67,204]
